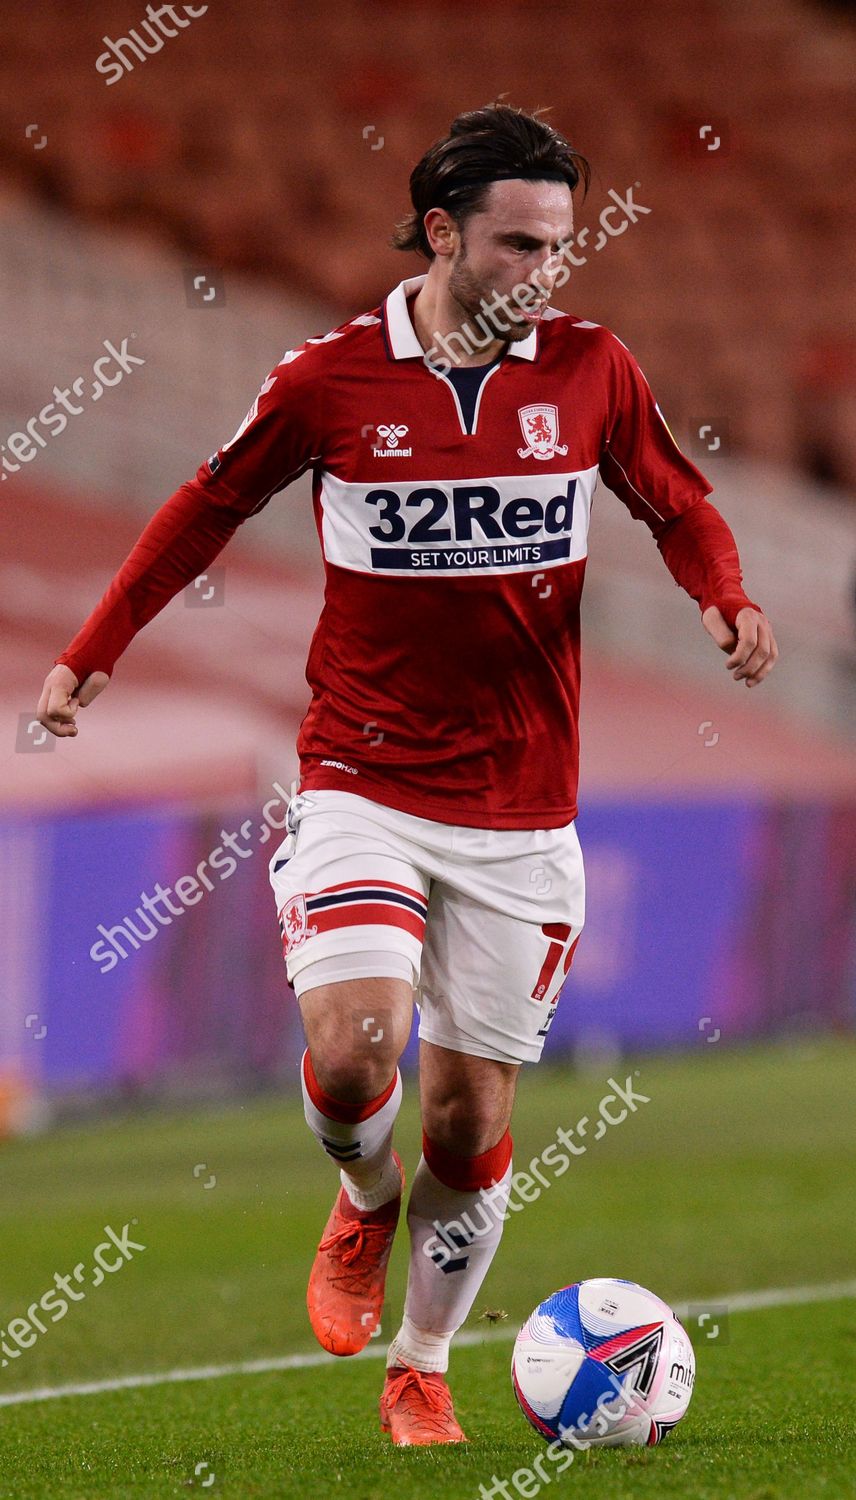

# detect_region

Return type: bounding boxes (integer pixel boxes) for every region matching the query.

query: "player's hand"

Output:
[36,664,110,737]
[702,606,778,688]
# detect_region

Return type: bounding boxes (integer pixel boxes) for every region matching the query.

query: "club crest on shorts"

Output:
[517,403,568,461]
[279,894,318,955]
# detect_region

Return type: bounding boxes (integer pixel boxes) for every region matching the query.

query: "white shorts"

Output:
[268,790,585,1065]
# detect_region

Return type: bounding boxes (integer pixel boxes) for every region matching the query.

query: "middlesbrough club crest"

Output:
[517,403,568,461]
[278,894,318,956]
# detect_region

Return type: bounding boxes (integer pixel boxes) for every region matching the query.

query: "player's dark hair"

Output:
[392,102,591,259]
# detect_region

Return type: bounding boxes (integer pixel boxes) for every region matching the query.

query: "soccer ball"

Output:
[512,1278,695,1448]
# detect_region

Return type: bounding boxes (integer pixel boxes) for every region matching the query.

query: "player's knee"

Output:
[298,975,412,1101]
[305,1008,409,1102]
[422,1053,517,1155]
[311,1044,398,1104]
[423,1095,511,1157]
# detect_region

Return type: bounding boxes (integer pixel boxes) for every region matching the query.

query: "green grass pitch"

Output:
[0,1040,854,1498]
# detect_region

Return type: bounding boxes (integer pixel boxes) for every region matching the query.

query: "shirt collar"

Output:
[383,273,539,363]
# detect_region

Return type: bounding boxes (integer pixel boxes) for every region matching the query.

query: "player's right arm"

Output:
[36,352,324,737]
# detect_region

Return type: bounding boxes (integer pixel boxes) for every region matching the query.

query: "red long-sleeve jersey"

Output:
[56,274,760,828]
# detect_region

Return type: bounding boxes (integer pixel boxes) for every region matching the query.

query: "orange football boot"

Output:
[306,1152,404,1356]
[380,1363,468,1446]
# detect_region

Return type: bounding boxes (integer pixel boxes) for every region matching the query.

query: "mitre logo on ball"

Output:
[517,404,569,461]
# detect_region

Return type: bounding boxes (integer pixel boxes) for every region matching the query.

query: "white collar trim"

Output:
[384,274,538,362]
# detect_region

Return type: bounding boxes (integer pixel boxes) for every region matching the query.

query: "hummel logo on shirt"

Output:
[373,423,412,457]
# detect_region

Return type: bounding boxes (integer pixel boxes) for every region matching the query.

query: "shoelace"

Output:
[384,1366,454,1433]
[318,1220,392,1292]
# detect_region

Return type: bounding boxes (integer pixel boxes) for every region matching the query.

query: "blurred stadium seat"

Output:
[2,0,854,481]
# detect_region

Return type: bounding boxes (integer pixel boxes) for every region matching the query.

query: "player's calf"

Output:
[385,1127,513,1375]
[301,1033,406,1356]
[297,972,413,1354]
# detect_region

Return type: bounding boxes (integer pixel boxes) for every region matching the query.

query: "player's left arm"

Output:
[650,504,778,687]
[598,337,778,688]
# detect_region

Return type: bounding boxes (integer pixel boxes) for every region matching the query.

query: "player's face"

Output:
[447,179,574,343]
